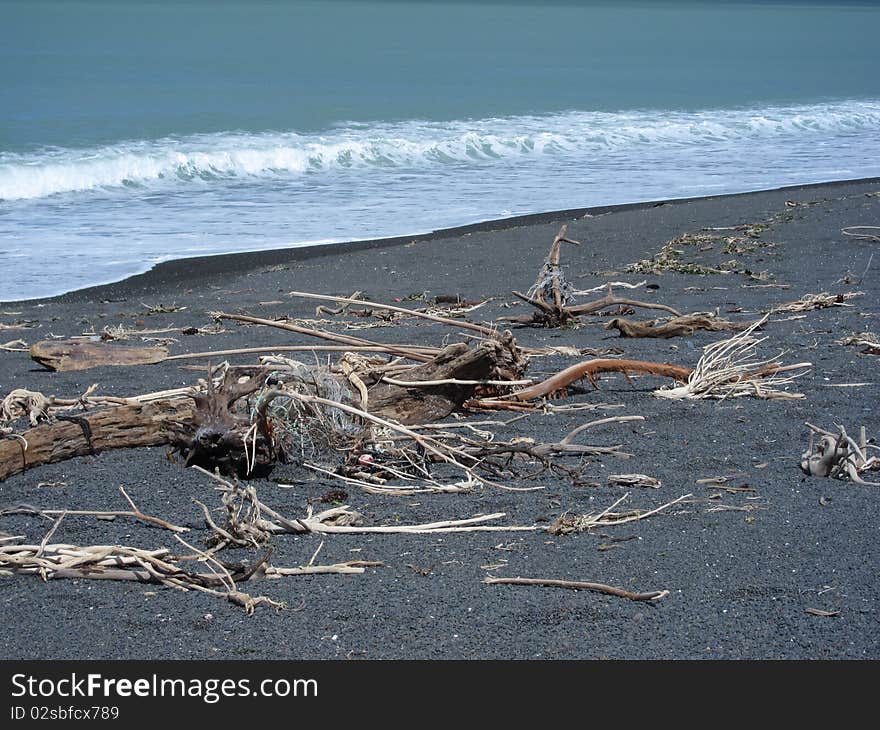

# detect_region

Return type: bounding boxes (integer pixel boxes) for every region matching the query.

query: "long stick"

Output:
[288,291,498,337]
[166,344,440,361]
[298,513,537,535]
[483,576,669,601]
[382,376,534,387]
[212,312,434,362]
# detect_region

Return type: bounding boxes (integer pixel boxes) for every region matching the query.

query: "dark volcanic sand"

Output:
[1,180,878,660]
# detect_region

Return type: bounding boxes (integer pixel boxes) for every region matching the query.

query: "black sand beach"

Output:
[1,179,878,659]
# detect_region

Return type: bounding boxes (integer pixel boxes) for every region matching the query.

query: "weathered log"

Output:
[368,334,526,424]
[0,398,194,481]
[30,340,169,372]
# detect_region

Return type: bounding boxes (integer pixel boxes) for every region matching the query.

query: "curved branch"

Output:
[497,359,692,403]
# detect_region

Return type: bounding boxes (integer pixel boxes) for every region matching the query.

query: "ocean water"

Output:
[2,0,879,301]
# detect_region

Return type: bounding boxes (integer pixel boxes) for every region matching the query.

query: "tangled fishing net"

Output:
[251,357,368,465]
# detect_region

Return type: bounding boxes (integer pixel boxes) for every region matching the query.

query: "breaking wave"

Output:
[3,100,880,201]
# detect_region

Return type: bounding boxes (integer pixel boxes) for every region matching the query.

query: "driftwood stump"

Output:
[1,336,526,481]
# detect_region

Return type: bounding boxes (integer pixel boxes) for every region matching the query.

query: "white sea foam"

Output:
[2,100,879,201]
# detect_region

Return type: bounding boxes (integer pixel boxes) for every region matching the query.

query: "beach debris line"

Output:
[0,464,694,611]
[497,225,783,331]
[625,212,790,280]
[800,422,880,486]
[3,319,813,481]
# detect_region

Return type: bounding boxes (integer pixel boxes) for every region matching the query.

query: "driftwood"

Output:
[287,291,498,337]
[0,539,379,614]
[30,340,169,372]
[475,358,692,409]
[212,311,435,362]
[503,284,681,327]
[499,228,681,327]
[2,337,526,481]
[483,576,669,602]
[608,473,661,488]
[604,314,752,338]
[801,422,880,486]
[501,225,579,327]
[548,493,691,534]
[838,332,880,356]
[653,317,810,400]
[0,485,188,533]
[197,468,536,543]
[177,338,524,477]
[0,398,195,482]
[767,291,862,314]
[31,339,443,373]
[367,334,524,424]
[173,367,270,475]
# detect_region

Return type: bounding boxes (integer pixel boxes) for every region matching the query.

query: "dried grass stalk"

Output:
[653,317,810,400]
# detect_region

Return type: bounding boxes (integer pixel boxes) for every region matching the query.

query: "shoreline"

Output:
[11,174,880,307]
[1,175,879,659]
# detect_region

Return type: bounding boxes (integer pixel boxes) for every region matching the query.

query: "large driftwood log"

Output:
[0,399,194,482]
[31,340,170,371]
[2,338,526,481]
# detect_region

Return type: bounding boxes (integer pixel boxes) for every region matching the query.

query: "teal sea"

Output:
[2,0,879,300]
